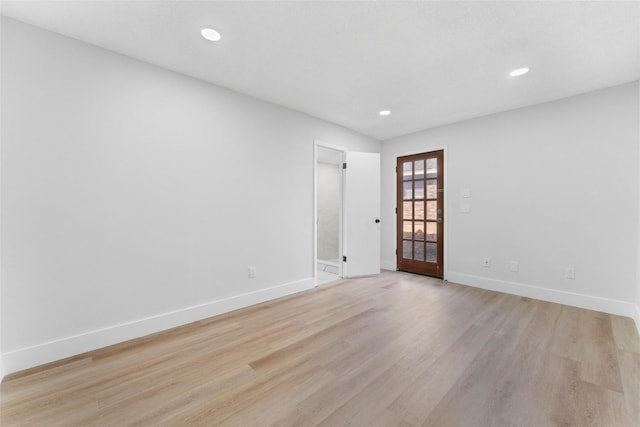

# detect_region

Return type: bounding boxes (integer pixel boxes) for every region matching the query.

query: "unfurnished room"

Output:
[0,1,639,426]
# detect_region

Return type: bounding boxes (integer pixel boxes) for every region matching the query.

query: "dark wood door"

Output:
[396,150,444,278]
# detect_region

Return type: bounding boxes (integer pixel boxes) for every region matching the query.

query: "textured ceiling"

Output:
[2,1,639,140]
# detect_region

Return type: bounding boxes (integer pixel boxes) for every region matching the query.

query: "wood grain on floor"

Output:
[2,271,639,426]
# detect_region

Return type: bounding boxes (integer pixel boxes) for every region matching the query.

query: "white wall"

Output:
[0,18,380,375]
[0,15,3,381]
[316,162,340,261]
[637,81,640,329]
[382,82,640,325]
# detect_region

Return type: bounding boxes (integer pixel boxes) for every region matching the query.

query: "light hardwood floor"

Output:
[2,271,639,426]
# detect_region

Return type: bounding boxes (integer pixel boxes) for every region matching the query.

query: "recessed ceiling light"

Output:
[509,67,529,77]
[201,28,221,42]
[379,110,391,116]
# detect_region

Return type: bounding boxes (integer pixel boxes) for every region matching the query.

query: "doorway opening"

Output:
[396,150,444,278]
[315,145,344,285]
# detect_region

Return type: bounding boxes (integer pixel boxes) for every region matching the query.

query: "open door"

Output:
[315,145,344,284]
[343,151,381,277]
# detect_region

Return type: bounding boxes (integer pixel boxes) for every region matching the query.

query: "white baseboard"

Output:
[2,277,315,377]
[448,272,640,335]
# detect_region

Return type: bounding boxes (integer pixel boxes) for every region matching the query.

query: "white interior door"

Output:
[343,151,381,277]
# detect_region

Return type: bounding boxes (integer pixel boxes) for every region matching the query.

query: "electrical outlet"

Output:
[248,266,256,278]
[565,267,575,280]
[483,258,491,268]
[509,261,519,272]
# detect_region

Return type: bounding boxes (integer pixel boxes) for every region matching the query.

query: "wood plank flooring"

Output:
[2,271,639,426]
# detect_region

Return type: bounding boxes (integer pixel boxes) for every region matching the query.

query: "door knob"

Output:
[437,218,442,223]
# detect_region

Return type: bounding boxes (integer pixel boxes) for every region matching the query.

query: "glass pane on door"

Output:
[414,160,425,179]
[403,202,413,219]
[426,180,437,199]
[426,201,437,220]
[426,222,437,241]
[414,180,424,199]
[403,221,412,239]
[403,162,413,180]
[426,158,437,178]
[414,201,424,220]
[403,240,412,259]
[426,242,437,262]
[414,242,425,261]
[403,182,412,200]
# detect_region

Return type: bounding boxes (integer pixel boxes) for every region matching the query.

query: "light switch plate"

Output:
[565,267,575,279]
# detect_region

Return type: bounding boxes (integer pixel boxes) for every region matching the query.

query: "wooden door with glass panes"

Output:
[396,150,444,278]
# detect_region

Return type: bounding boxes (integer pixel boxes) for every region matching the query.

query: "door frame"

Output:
[313,140,345,284]
[394,146,448,280]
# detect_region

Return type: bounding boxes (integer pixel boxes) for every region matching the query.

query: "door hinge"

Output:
[343,256,347,262]
[395,249,397,255]
[343,163,347,169]
[395,207,397,214]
